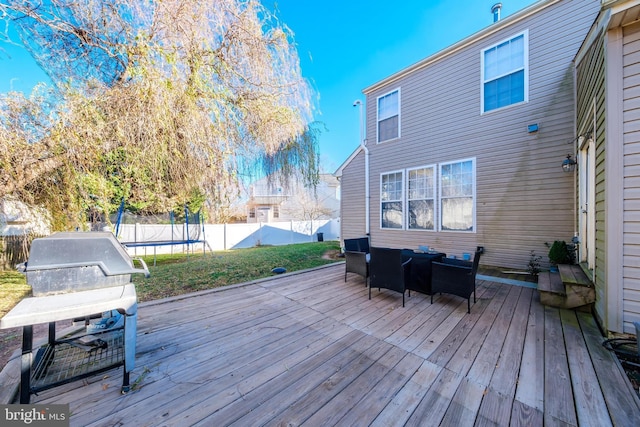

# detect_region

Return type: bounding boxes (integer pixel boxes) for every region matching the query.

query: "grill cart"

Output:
[0,232,149,403]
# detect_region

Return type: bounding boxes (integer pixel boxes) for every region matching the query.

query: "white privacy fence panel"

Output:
[119,219,340,255]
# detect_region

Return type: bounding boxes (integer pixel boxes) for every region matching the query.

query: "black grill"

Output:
[1,232,149,403]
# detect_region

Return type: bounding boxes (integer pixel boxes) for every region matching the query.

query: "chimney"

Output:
[491,3,502,22]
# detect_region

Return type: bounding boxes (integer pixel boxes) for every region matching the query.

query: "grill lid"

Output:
[25,232,146,277]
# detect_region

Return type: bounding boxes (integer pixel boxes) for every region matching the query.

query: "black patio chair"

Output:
[344,237,369,253]
[344,237,370,285]
[345,251,369,284]
[431,250,482,313]
[368,247,412,307]
[344,238,360,252]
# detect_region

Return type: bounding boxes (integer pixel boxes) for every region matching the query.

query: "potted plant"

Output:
[527,250,542,277]
[546,240,574,272]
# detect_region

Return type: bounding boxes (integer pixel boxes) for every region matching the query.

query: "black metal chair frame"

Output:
[368,247,412,307]
[430,250,482,313]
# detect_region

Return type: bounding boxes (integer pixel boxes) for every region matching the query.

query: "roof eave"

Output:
[363,0,561,95]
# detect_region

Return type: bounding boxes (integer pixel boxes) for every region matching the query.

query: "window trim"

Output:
[406,164,437,231]
[379,159,476,233]
[376,88,401,143]
[481,30,529,114]
[380,169,405,230]
[438,158,476,233]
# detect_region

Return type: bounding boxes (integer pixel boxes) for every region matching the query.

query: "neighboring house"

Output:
[0,197,50,236]
[246,174,340,223]
[575,0,640,334]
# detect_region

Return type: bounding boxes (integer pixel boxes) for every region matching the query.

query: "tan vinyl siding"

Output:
[577,27,607,329]
[622,21,640,333]
[355,0,600,268]
[340,149,367,241]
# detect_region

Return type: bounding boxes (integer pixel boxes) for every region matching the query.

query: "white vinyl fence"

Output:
[118,218,340,256]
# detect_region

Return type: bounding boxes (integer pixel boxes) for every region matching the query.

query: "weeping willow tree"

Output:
[0,0,319,230]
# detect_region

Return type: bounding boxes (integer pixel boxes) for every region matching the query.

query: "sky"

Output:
[0,0,538,173]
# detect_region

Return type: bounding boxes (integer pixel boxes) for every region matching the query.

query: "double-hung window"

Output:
[482,31,528,113]
[380,171,403,229]
[440,159,475,231]
[381,159,475,232]
[377,89,400,142]
[407,166,435,230]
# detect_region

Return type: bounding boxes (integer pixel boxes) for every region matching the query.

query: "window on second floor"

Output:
[482,31,528,113]
[377,89,400,142]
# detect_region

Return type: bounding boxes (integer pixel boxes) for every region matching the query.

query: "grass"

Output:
[133,241,341,301]
[0,271,31,319]
[0,241,342,312]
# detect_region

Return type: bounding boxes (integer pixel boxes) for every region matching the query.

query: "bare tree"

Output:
[282,191,335,221]
[281,175,338,221]
[0,0,319,229]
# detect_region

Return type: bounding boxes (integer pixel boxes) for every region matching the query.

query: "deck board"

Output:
[577,312,640,426]
[544,306,578,426]
[560,310,612,427]
[476,287,532,425]
[4,263,639,426]
[514,291,545,412]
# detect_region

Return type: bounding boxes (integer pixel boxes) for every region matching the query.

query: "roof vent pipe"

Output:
[492,3,502,22]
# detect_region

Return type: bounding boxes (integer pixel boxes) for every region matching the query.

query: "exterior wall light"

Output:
[562,154,576,173]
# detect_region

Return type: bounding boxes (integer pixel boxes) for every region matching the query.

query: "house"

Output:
[246,173,340,223]
[574,0,640,334]
[337,1,640,334]
[337,0,601,267]
[0,197,50,236]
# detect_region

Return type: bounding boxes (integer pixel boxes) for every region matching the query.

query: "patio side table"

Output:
[401,250,446,295]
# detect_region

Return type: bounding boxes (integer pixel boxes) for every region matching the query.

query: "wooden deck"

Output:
[10,263,640,426]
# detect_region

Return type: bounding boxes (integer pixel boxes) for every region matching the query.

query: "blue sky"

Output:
[0,0,537,172]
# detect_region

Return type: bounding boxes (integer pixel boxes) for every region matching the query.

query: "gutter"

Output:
[363,138,370,235]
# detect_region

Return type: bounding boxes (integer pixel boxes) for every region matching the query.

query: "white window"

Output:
[440,159,475,232]
[482,31,528,113]
[377,89,400,142]
[380,171,403,229]
[407,166,436,230]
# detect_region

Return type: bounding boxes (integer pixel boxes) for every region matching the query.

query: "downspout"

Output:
[354,100,370,234]
[363,138,370,235]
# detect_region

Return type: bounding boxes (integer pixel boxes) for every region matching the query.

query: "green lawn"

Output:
[0,241,342,315]
[0,271,31,319]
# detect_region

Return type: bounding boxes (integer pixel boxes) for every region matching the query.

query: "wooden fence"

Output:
[0,234,41,271]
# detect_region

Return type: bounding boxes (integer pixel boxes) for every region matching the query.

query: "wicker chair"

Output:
[368,247,412,307]
[431,250,482,313]
[344,251,369,284]
[344,237,369,253]
[344,237,370,285]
